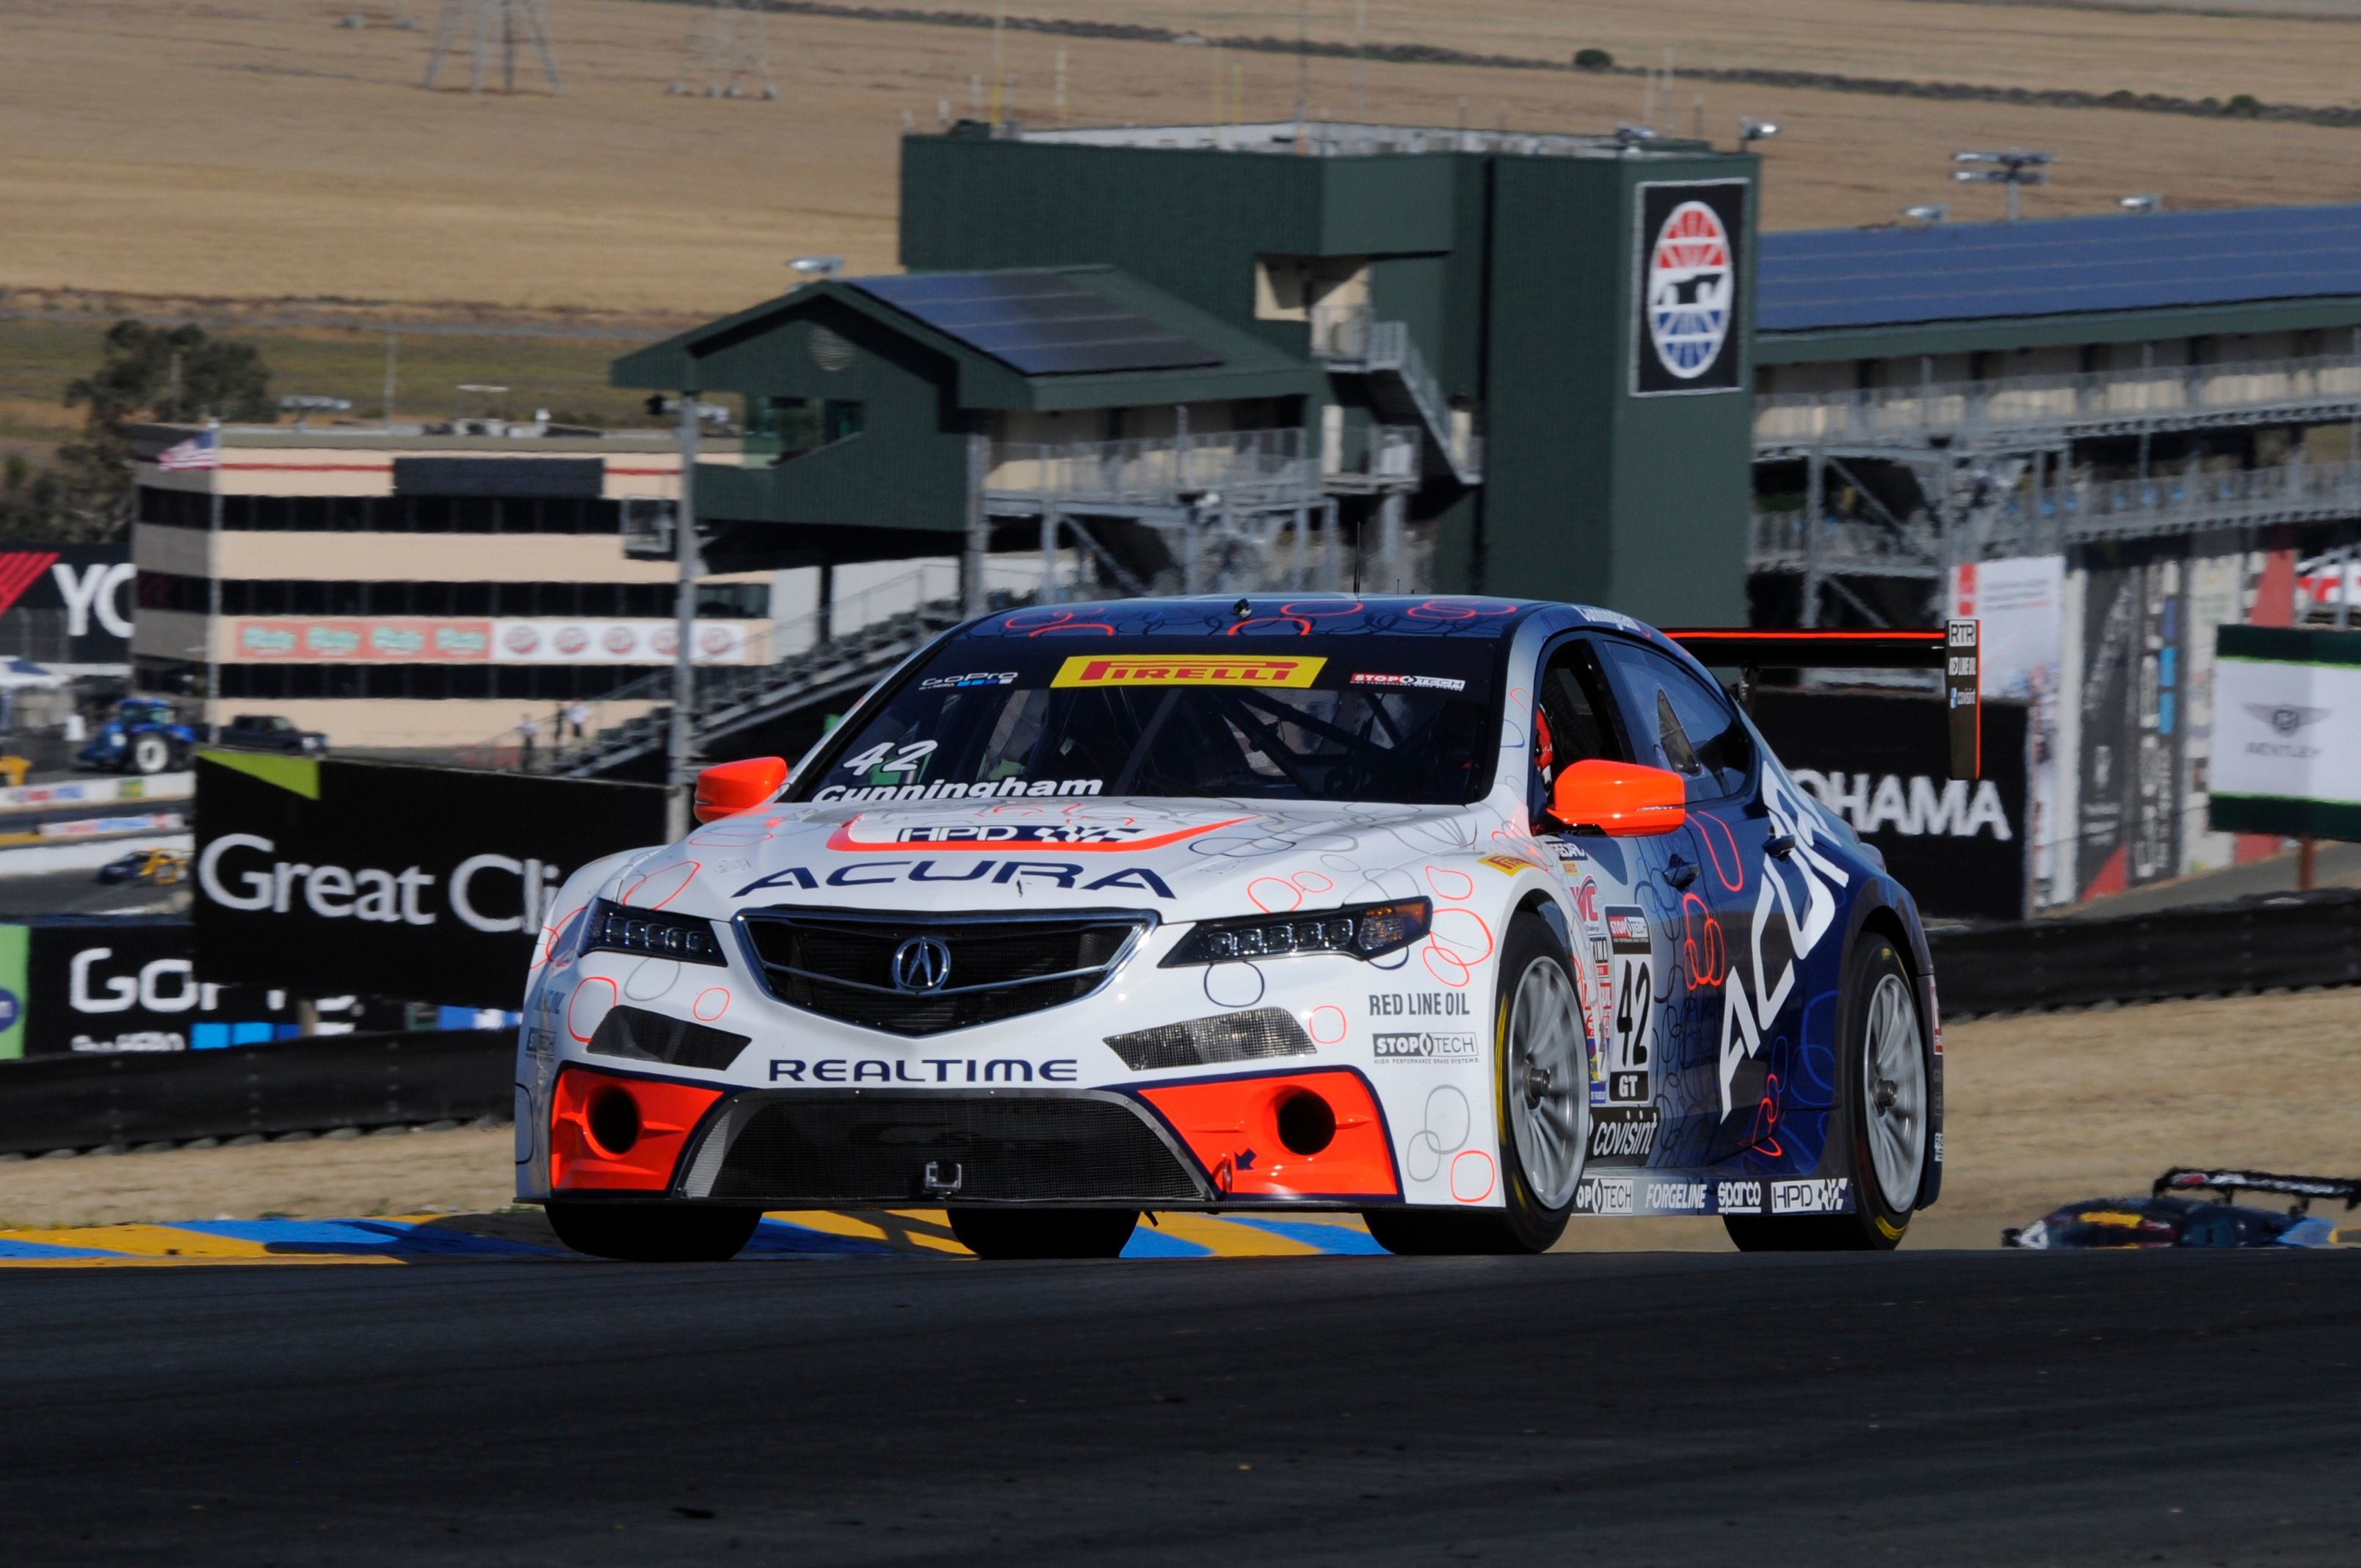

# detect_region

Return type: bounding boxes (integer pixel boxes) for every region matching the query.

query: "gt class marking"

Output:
[769,1058,1081,1084]
[734,860,1176,899]
[1051,656,1326,689]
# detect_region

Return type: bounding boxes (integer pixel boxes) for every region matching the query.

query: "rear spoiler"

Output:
[1661,620,1982,781]
[2154,1166,2361,1215]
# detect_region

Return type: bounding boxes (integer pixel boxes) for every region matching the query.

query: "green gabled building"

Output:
[616,120,1763,627]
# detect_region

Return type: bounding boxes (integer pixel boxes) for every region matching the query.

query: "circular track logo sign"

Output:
[1646,200,1734,380]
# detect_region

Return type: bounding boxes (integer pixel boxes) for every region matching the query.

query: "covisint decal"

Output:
[1585,1106,1659,1164]
[1051,655,1327,689]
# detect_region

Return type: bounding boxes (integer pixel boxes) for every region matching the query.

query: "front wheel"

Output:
[1365,913,1584,1256]
[946,1208,1139,1260]
[545,1202,761,1261]
[128,733,173,775]
[1724,937,1928,1252]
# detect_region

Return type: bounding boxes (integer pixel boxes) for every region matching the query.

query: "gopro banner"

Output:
[1632,180,1747,396]
[194,755,669,1009]
[1752,690,2032,923]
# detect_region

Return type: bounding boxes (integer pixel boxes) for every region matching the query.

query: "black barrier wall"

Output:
[1752,690,2032,921]
[195,755,668,1009]
[0,1028,511,1155]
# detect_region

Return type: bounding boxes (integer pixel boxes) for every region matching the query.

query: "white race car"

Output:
[516,597,1943,1259]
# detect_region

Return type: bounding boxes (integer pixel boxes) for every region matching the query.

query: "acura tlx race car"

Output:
[515,596,1944,1260]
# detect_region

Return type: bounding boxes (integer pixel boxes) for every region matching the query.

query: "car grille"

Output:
[733,910,1148,1036]
[699,1094,1205,1204]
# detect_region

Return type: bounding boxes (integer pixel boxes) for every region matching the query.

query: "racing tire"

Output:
[1363,913,1582,1257]
[946,1208,1139,1260]
[545,1202,762,1262]
[128,734,172,775]
[1723,937,1928,1253]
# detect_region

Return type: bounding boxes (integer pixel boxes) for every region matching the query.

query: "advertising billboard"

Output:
[1754,690,2031,922]
[0,543,132,667]
[2210,624,2361,841]
[192,754,669,1009]
[230,618,752,664]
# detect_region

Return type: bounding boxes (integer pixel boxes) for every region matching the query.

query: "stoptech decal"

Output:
[1585,1106,1658,1164]
[1349,672,1466,693]
[825,816,1245,853]
[1371,1031,1478,1064]
[1575,1176,1635,1216]
[1051,655,1325,689]
[1770,1178,1851,1215]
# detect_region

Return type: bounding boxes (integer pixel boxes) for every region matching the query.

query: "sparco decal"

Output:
[1716,1179,1764,1214]
[1771,1178,1851,1214]
[769,1058,1080,1084]
[733,860,1176,899]
[1718,765,1851,1116]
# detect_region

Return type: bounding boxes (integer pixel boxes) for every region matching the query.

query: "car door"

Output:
[1523,636,1676,1180]
[1591,637,1774,1169]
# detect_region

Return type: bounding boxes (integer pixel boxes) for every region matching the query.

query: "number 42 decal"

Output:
[841,740,937,777]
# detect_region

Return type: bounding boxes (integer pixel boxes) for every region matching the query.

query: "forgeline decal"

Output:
[1644,1180,1708,1213]
[1371,1031,1479,1063]
[824,815,1247,852]
[1051,655,1326,689]
[1367,990,1473,1017]
[1718,764,1852,1117]
[1349,672,1467,693]
[918,670,1017,690]
[1585,1106,1659,1163]
[812,778,1105,803]
[735,860,1176,899]
[769,1058,1081,1084]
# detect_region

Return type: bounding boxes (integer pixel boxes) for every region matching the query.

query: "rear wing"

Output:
[1661,620,1981,781]
[2154,1166,2361,1214]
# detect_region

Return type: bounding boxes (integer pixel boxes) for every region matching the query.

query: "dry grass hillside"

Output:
[1,0,2360,319]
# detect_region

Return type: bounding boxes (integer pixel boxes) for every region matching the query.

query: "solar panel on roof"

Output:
[852,271,1224,375]
[1759,203,2361,333]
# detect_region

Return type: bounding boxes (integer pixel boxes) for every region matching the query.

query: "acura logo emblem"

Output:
[891,934,953,992]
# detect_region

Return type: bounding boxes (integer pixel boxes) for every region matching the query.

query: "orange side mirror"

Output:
[1547,759,1687,837]
[693,756,788,824]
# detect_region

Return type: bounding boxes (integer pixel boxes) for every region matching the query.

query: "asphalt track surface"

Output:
[4,1250,2357,1565]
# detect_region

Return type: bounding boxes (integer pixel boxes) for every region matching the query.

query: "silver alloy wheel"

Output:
[1506,954,1588,1211]
[1862,971,1928,1213]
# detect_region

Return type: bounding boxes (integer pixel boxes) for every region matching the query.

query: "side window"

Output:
[1529,639,1627,819]
[1597,641,1754,802]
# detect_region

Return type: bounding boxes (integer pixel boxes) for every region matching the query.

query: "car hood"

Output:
[613,796,1509,922]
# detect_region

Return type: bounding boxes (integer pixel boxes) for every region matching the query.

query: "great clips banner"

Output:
[194,755,668,1009]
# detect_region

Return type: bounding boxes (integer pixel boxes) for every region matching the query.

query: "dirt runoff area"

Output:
[1,989,2354,1246]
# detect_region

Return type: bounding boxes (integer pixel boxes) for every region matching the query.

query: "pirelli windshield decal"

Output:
[1050,655,1326,689]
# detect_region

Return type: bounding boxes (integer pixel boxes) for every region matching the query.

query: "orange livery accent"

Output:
[1136,1070,1400,1199]
[548,1065,725,1191]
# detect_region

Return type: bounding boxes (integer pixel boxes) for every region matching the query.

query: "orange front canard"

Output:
[548,1064,725,1191]
[1136,1070,1400,1199]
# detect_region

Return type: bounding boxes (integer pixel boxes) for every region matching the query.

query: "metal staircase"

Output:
[1308,306,1481,484]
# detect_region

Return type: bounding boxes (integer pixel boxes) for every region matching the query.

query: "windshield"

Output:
[797,636,1504,806]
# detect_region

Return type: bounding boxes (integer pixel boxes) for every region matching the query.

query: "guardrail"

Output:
[0,1028,512,1156]
[1929,888,2361,1020]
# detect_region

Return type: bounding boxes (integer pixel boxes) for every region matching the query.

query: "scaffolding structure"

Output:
[422,0,562,95]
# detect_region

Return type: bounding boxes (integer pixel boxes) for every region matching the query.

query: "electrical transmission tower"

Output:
[340,2,417,28]
[423,0,562,95]
[668,0,780,101]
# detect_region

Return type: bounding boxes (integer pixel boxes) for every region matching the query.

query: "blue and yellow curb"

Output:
[0,1210,1385,1266]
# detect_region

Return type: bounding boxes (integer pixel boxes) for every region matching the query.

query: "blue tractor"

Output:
[79,697,200,776]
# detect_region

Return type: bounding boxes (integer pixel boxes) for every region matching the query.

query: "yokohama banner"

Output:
[1752,689,2032,921]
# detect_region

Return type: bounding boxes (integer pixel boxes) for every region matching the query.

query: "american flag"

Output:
[156,431,219,471]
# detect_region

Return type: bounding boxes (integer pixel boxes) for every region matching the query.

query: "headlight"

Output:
[581,899,727,966]
[1161,899,1432,966]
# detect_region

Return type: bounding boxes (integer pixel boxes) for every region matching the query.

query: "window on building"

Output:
[1254,255,1371,324]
